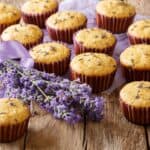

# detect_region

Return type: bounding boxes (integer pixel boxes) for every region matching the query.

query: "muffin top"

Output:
[120,44,150,70]
[46,11,87,30]
[70,53,117,76]
[75,28,116,49]
[30,42,70,64]
[0,98,30,125]
[120,81,150,107]
[0,2,21,24]
[96,0,135,18]
[128,20,150,38]
[21,0,58,14]
[1,24,43,44]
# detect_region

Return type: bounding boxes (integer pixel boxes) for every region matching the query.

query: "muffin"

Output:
[30,42,70,75]
[96,0,136,34]
[0,98,30,143]
[0,2,21,34]
[73,28,116,55]
[21,0,58,28]
[120,44,150,81]
[128,20,150,44]
[70,53,117,93]
[46,11,87,43]
[120,81,150,125]
[1,24,43,49]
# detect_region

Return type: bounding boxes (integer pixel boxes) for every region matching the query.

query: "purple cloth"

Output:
[0,41,34,68]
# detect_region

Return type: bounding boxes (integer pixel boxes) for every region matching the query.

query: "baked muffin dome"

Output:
[21,0,58,28]
[30,42,70,64]
[96,0,135,18]
[0,2,21,33]
[120,44,150,70]
[120,81,150,107]
[74,28,116,55]
[46,11,87,43]
[0,98,30,142]
[21,0,58,14]
[46,11,87,30]
[96,0,135,33]
[120,81,150,125]
[30,42,70,75]
[0,98,30,125]
[71,53,116,76]
[1,24,43,49]
[128,20,150,38]
[70,53,117,92]
[128,20,150,44]
[120,44,150,81]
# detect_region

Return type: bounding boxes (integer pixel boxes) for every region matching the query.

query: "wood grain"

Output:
[146,127,150,149]
[25,101,84,150]
[85,90,147,150]
[0,137,25,150]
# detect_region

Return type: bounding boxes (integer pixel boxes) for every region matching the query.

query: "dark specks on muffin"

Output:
[137,83,144,89]
[97,62,101,66]
[14,27,19,32]
[78,58,83,61]
[94,35,99,38]
[143,25,150,29]
[130,58,135,67]
[50,46,57,52]
[0,112,7,115]
[9,102,16,107]
[101,33,107,39]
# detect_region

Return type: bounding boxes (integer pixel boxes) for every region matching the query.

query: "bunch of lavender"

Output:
[0,60,104,124]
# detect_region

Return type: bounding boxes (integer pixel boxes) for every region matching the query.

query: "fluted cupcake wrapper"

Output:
[96,13,135,34]
[121,65,150,81]
[128,34,150,45]
[120,100,150,125]
[0,19,20,34]
[34,55,70,75]
[73,33,116,56]
[70,68,116,93]
[46,20,87,44]
[0,118,29,143]
[22,7,58,28]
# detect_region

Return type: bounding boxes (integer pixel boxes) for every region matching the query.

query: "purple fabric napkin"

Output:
[0,41,34,68]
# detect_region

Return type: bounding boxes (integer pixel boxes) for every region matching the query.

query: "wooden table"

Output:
[0,88,149,150]
[0,0,150,149]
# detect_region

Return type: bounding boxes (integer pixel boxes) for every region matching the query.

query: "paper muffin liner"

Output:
[0,19,20,34]
[46,20,87,44]
[22,7,58,28]
[0,118,29,143]
[70,68,116,93]
[121,65,150,81]
[73,34,116,55]
[128,34,150,45]
[96,13,135,34]
[34,54,70,75]
[120,99,150,125]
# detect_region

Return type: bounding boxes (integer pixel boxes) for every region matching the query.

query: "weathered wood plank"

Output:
[25,101,84,150]
[0,137,25,150]
[146,127,150,149]
[85,90,147,150]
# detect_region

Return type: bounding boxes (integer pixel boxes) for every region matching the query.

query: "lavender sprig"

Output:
[0,60,104,124]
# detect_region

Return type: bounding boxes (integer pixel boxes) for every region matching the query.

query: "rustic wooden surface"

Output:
[0,0,150,150]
